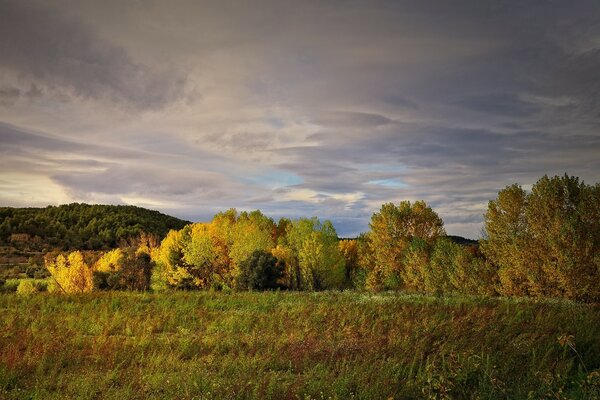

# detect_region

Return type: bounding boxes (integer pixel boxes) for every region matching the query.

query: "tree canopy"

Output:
[0,203,190,251]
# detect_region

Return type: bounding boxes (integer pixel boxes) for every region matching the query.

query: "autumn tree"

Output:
[229,210,276,276]
[286,218,345,290]
[367,201,445,290]
[482,174,600,301]
[46,251,94,294]
[480,184,530,296]
[153,209,277,290]
[94,247,153,291]
[153,227,198,289]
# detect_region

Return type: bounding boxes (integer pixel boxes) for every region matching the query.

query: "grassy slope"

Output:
[0,292,599,399]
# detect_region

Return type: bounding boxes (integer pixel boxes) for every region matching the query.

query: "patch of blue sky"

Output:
[242,169,303,188]
[266,117,285,129]
[367,179,408,189]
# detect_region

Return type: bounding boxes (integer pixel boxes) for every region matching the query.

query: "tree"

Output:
[154,227,198,289]
[339,239,359,288]
[46,251,94,294]
[400,238,430,292]
[183,223,220,288]
[228,211,276,277]
[236,250,284,290]
[367,201,445,290]
[482,175,600,301]
[480,184,530,296]
[287,218,344,290]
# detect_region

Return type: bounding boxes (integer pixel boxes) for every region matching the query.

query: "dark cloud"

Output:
[0,0,189,110]
[311,111,394,128]
[456,93,540,118]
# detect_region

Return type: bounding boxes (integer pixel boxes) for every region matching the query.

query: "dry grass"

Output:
[1,291,599,399]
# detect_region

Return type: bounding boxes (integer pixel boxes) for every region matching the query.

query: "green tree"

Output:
[236,250,284,290]
[287,218,344,290]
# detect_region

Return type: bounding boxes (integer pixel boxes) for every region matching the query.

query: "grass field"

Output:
[1,291,599,399]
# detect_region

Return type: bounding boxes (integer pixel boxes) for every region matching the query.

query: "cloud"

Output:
[1,0,600,238]
[0,0,190,110]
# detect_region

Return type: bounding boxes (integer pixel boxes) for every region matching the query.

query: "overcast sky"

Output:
[1,0,599,238]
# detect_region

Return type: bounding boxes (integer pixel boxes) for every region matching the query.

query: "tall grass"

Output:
[1,291,599,399]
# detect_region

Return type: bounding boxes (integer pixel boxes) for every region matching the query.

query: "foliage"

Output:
[0,291,599,399]
[94,250,153,291]
[287,218,344,290]
[366,200,445,290]
[46,251,94,294]
[154,212,343,291]
[482,174,600,301]
[0,203,189,251]
[16,279,37,295]
[235,250,284,290]
[338,239,360,288]
[400,238,430,292]
[152,209,276,290]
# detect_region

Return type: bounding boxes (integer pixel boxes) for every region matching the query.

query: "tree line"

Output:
[40,174,600,302]
[0,203,189,250]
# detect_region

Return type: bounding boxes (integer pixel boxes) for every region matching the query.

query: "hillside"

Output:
[0,203,190,252]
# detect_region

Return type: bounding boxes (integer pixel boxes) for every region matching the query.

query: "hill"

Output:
[0,203,190,252]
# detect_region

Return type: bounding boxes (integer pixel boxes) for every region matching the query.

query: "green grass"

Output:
[1,291,599,399]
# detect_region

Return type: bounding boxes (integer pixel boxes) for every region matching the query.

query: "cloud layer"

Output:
[1,0,600,238]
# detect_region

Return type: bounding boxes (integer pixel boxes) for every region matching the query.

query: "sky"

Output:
[1,0,600,238]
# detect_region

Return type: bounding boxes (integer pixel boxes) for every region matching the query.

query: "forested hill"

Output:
[0,203,190,251]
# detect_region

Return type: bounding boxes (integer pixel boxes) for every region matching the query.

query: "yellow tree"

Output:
[368,201,445,290]
[228,210,276,280]
[482,175,600,301]
[95,248,125,273]
[153,227,197,289]
[287,218,344,290]
[46,251,94,294]
[480,184,531,296]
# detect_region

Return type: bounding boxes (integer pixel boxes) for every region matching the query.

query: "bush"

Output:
[16,280,38,295]
[0,279,19,293]
[236,250,284,290]
[94,251,153,291]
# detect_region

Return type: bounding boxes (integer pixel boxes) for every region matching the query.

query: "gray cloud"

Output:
[1,0,600,238]
[0,0,190,110]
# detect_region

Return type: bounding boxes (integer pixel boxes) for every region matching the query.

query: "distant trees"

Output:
[481,174,600,301]
[355,200,497,295]
[0,203,189,251]
[33,174,599,302]
[152,210,277,290]
[151,212,346,291]
[45,235,155,294]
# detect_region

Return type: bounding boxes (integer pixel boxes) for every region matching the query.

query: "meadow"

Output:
[1,291,599,399]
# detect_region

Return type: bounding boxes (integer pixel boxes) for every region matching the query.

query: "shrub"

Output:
[16,280,38,295]
[236,250,284,290]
